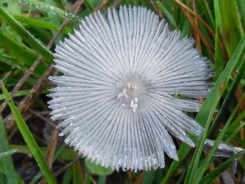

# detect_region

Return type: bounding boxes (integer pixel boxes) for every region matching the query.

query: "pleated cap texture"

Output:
[48,6,213,171]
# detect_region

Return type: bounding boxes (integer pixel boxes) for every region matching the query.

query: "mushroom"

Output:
[48,6,213,171]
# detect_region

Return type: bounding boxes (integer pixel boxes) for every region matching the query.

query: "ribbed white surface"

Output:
[48,6,213,171]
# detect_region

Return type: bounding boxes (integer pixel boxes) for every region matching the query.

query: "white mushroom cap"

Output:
[48,6,213,171]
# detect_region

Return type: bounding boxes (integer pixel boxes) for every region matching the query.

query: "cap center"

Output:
[117,78,145,112]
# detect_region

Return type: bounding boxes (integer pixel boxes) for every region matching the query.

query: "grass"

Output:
[0,0,244,183]
[0,118,18,184]
[1,84,56,183]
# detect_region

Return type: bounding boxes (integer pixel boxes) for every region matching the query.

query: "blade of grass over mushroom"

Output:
[160,144,191,184]
[184,100,216,184]
[219,0,244,57]
[1,84,56,184]
[193,93,245,183]
[0,7,53,64]
[162,35,245,184]
[0,118,18,184]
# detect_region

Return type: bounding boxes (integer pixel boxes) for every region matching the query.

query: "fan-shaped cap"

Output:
[48,6,213,171]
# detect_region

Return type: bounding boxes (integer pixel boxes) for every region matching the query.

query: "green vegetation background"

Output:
[0,0,245,183]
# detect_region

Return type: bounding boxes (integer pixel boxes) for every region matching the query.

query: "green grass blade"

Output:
[185,36,245,184]
[13,15,72,34]
[0,119,18,184]
[97,175,106,184]
[142,170,156,184]
[84,0,103,11]
[154,169,164,184]
[157,1,177,29]
[200,150,245,184]
[0,173,7,184]
[237,0,245,28]
[160,144,191,184]
[196,35,245,126]
[17,0,79,22]
[0,150,16,159]
[85,159,113,176]
[238,158,245,171]
[209,57,245,134]
[9,144,75,160]
[73,153,82,184]
[162,35,245,183]
[213,0,225,79]
[196,0,215,29]
[0,7,53,64]
[1,84,56,184]
[226,111,245,143]
[0,33,37,66]
[184,101,216,184]
[29,171,43,184]
[194,93,245,183]
[219,0,244,57]
[0,90,30,100]
[62,167,73,184]
[226,122,245,143]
